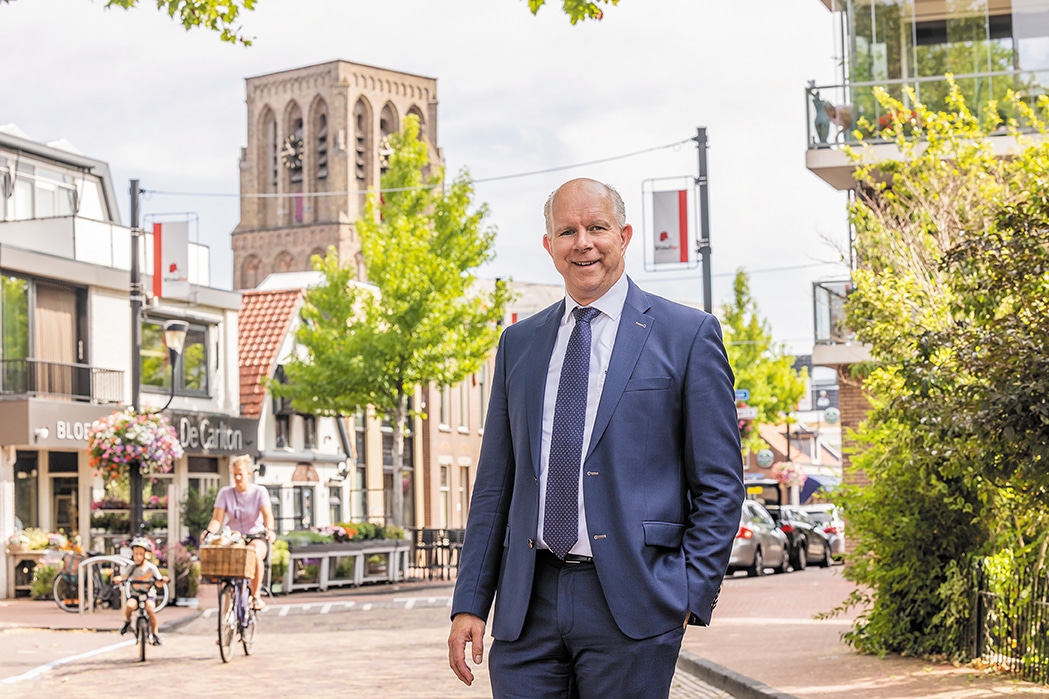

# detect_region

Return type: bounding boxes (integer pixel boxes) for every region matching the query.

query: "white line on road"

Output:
[320,603,332,614]
[1,640,134,684]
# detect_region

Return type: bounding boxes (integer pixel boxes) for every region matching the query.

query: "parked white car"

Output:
[800,503,845,561]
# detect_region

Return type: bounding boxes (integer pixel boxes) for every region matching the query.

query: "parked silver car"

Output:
[800,503,846,561]
[726,499,790,577]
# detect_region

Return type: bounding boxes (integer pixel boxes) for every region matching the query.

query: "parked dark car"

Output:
[726,499,790,577]
[765,504,833,570]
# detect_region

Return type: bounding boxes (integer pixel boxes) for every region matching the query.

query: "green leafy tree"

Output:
[271,114,511,528]
[834,80,1049,658]
[1,1,621,41]
[0,0,259,44]
[527,0,620,23]
[720,269,806,454]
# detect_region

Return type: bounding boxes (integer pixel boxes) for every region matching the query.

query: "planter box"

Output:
[282,539,410,592]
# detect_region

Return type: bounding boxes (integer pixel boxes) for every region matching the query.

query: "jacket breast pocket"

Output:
[624,376,671,392]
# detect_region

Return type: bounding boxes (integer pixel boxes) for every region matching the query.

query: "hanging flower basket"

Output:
[87,408,184,484]
[771,461,808,489]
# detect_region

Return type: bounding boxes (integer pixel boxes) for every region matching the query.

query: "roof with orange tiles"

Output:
[238,288,304,418]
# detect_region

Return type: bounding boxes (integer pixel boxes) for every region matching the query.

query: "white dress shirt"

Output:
[537,274,628,557]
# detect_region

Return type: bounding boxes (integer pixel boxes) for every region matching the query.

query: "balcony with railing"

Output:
[811,279,870,366]
[0,359,123,404]
[805,70,1049,189]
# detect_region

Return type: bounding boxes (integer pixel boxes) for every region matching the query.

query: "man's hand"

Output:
[448,613,486,686]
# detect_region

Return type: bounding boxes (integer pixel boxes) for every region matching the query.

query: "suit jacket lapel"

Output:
[526,300,564,477]
[587,281,652,459]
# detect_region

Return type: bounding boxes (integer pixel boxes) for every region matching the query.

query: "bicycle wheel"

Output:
[137,615,149,662]
[240,595,257,656]
[217,583,235,663]
[52,574,80,613]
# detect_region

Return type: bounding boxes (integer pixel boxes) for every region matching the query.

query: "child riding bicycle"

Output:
[114,537,168,645]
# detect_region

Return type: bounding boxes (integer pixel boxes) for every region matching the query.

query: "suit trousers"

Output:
[488,550,685,699]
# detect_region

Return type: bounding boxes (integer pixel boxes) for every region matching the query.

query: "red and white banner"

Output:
[152,221,190,299]
[652,189,689,264]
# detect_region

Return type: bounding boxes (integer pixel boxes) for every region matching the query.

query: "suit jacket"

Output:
[451,278,744,641]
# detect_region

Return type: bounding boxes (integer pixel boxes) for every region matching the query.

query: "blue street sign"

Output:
[734,388,750,402]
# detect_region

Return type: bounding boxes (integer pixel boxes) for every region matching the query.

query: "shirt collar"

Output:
[561,274,628,325]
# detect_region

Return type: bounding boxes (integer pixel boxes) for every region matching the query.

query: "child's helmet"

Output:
[129,536,152,551]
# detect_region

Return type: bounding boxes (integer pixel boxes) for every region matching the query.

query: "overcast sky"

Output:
[0,0,848,354]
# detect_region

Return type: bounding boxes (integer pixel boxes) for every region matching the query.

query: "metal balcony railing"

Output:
[805,68,1049,150]
[813,280,854,346]
[0,358,123,404]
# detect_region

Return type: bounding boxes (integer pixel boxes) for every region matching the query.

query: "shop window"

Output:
[14,451,38,529]
[266,485,284,535]
[329,485,342,524]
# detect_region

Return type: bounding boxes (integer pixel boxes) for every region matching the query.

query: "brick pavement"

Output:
[6,568,1049,698]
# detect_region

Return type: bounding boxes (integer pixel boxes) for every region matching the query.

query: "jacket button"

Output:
[528,539,535,548]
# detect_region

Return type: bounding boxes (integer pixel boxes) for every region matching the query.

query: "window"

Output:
[459,381,469,431]
[266,485,284,535]
[329,485,342,524]
[292,486,314,529]
[302,415,317,450]
[439,385,451,427]
[440,465,451,528]
[275,414,290,449]
[140,318,209,396]
[459,465,471,523]
[49,451,79,536]
[14,451,38,529]
[188,457,220,497]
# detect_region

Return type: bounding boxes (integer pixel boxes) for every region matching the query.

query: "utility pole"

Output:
[129,179,144,537]
[695,127,712,314]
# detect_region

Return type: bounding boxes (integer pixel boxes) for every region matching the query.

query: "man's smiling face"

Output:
[543,178,633,306]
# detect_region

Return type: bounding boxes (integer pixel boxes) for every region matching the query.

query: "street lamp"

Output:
[128,179,190,535]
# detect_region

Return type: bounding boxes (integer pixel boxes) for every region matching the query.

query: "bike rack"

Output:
[77,554,132,614]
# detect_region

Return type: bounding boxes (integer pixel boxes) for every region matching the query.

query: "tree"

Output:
[0,0,621,42]
[271,114,511,528]
[527,0,621,23]
[720,269,806,454]
[833,81,1049,658]
[0,0,260,44]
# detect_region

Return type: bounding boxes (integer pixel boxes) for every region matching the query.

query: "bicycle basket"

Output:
[199,545,256,578]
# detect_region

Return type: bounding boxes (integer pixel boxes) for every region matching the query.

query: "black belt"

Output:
[538,549,594,565]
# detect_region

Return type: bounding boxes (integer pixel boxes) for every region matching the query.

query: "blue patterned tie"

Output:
[544,306,600,560]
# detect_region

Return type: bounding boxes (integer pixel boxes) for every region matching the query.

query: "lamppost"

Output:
[129,178,189,536]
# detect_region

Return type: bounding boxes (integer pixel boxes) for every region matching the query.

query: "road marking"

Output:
[320,603,332,614]
[1,640,134,684]
[278,606,291,617]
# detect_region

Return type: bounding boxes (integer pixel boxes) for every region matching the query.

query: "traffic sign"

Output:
[736,406,758,420]
[756,449,775,468]
[734,388,750,402]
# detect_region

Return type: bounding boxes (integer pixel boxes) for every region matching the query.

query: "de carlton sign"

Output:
[170,411,257,456]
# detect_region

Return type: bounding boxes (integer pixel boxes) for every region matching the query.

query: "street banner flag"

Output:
[652,189,689,264]
[152,221,190,299]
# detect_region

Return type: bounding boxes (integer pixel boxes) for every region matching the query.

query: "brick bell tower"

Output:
[231,60,442,290]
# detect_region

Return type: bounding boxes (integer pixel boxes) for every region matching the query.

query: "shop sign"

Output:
[168,411,257,456]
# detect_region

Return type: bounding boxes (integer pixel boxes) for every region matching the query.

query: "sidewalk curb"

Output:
[677,650,801,699]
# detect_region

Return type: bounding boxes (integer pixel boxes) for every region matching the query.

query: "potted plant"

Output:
[270,539,289,593]
[169,542,201,607]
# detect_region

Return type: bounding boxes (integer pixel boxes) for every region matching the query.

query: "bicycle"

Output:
[52,551,124,613]
[215,572,258,662]
[125,579,169,662]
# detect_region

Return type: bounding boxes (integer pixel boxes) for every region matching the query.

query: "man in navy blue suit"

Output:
[448,178,744,698]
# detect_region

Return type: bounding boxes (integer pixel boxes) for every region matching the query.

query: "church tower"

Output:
[231,60,441,289]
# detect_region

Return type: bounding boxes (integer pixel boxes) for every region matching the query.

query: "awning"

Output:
[800,473,841,503]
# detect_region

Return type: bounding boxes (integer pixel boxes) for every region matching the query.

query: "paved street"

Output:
[0,591,732,699]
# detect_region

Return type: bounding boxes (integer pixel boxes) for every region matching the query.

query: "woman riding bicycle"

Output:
[203,455,275,609]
